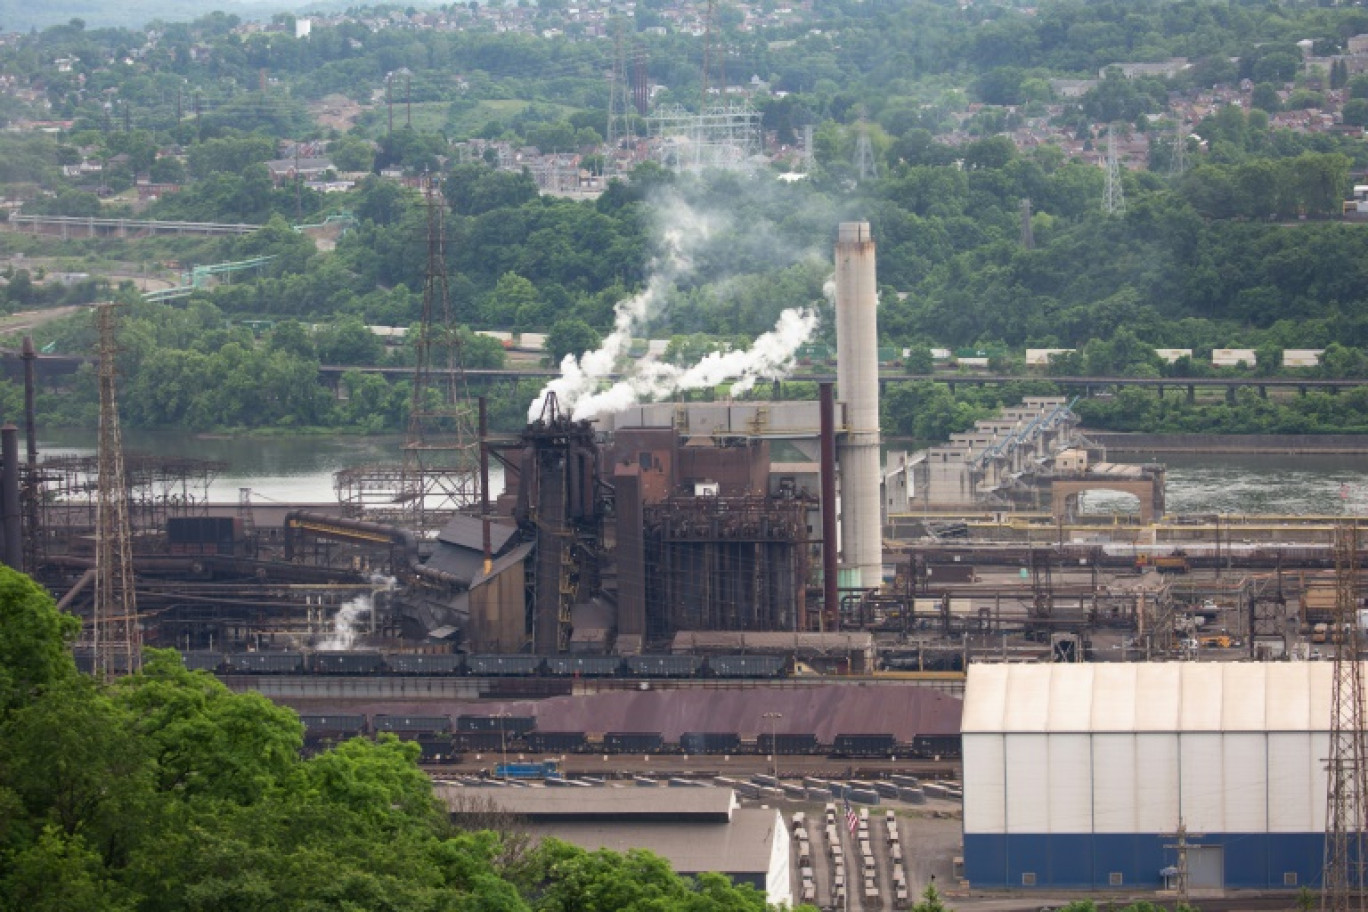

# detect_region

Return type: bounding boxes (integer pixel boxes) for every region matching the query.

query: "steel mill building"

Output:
[961,662,1333,890]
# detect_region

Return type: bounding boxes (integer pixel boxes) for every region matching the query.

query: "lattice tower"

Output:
[700,0,718,109]
[854,123,878,183]
[1323,522,1367,912]
[1170,118,1189,177]
[91,303,140,679]
[401,178,480,529]
[1103,125,1126,215]
[606,20,631,180]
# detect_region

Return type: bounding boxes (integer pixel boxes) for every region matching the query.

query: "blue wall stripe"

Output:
[964,833,1323,889]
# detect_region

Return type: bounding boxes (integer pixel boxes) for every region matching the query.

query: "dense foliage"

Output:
[0,564,787,911]
[3,1,1368,440]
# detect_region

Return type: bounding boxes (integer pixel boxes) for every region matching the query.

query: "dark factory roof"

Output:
[427,541,534,588]
[669,631,875,656]
[334,685,962,742]
[436,515,519,555]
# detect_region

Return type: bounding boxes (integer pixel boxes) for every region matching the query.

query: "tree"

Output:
[1343,98,1368,129]
[316,318,384,365]
[546,318,601,366]
[0,568,78,715]
[330,134,376,172]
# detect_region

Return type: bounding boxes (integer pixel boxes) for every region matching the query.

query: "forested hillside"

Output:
[1,0,1367,438]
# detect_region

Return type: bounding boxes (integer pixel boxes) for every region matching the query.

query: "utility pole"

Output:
[92,303,140,680]
[1163,820,1199,904]
[1323,522,1367,912]
[1020,197,1034,249]
[763,711,782,782]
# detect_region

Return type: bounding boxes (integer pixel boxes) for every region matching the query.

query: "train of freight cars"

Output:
[296,712,962,763]
[186,651,792,678]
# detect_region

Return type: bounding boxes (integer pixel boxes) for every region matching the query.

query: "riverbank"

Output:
[1086,432,1368,454]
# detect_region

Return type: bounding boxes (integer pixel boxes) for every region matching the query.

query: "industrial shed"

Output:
[962,662,1336,891]
[439,786,791,906]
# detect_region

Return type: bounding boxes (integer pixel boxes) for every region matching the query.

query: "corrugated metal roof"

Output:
[435,514,518,554]
[520,809,781,877]
[437,784,736,820]
[963,662,1340,734]
[669,631,875,654]
[331,684,961,741]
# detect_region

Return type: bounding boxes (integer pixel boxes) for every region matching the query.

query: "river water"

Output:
[36,431,1368,516]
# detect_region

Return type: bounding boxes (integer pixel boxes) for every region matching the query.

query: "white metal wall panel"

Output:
[1046,666,1093,732]
[962,733,1006,833]
[1046,733,1093,833]
[1268,731,1326,832]
[1091,733,1137,833]
[1222,666,1268,731]
[1002,667,1051,733]
[1180,733,1227,832]
[1004,734,1050,833]
[961,665,1008,733]
[1221,732,1268,832]
[1135,733,1181,833]
[1091,665,1138,732]
[1179,666,1224,731]
[1133,664,1182,731]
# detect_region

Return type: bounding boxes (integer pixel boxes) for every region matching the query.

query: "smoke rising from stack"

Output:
[528,186,826,421]
[315,576,395,650]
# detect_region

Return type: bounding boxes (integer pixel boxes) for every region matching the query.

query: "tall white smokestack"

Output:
[834,221,882,589]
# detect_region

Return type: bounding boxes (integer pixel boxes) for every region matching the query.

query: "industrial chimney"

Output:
[834,222,882,589]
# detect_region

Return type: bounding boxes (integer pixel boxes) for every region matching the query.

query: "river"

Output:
[35,431,1368,516]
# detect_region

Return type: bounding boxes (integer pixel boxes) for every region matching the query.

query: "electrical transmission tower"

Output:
[1103,125,1125,215]
[401,178,481,530]
[606,20,631,180]
[1170,118,1189,177]
[1020,197,1034,249]
[92,303,140,679]
[854,122,878,183]
[1323,522,1367,912]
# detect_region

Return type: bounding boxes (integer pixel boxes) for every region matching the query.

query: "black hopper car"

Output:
[292,711,959,763]
[197,651,790,680]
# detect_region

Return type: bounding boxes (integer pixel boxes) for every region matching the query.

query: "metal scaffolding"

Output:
[337,179,480,528]
[89,303,140,678]
[649,102,763,173]
[642,492,809,640]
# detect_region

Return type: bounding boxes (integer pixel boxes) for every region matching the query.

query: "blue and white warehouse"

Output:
[962,662,1335,890]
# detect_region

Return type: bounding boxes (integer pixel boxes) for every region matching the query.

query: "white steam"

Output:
[528,189,821,421]
[316,576,395,651]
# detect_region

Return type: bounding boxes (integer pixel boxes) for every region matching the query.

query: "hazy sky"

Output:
[1,0,354,33]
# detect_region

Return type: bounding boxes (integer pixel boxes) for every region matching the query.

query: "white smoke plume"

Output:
[315,576,395,651]
[528,187,822,421]
[567,306,818,419]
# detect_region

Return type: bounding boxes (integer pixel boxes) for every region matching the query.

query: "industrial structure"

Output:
[962,662,1334,890]
[889,397,1165,521]
[441,787,793,907]
[834,221,883,590]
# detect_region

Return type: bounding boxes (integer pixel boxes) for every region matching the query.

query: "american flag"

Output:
[844,797,858,834]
